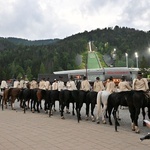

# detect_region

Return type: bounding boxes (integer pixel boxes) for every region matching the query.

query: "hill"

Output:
[0,26,150,80]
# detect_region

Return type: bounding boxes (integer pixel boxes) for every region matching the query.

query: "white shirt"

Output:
[1,80,8,89]
[66,80,77,91]
[13,80,20,88]
[57,81,65,91]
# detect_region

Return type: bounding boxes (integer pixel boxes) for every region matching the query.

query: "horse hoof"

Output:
[66,111,70,114]
[135,130,140,133]
[97,121,100,124]
[135,126,140,133]
[61,116,65,119]
[131,123,135,131]
[92,119,95,122]
[85,117,88,121]
[102,120,106,124]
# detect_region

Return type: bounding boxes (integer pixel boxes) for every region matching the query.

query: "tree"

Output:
[39,62,46,74]
[26,66,33,81]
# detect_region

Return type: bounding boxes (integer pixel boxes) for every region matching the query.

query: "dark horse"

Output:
[85,91,98,122]
[107,90,150,133]
[59,89,88,122]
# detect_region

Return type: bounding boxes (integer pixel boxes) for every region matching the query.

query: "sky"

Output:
[0,0,150,40]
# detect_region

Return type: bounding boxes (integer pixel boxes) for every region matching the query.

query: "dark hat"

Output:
[83,76,87,80]
[137,72,142,76]
[96,77,100,80]
[109,76,113,80]
[59,76,63,78]
[70,75,74,80]
[121,76,125,81]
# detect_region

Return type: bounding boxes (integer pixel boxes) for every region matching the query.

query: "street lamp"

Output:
[112,48,116,67]
[135,52,138,68]
[125,53,128,67]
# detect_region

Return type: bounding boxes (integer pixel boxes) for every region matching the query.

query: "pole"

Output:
[136,57,138,68]
[125,53,128,67]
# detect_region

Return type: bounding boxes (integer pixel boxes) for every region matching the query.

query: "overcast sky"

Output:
[0,0,149,40]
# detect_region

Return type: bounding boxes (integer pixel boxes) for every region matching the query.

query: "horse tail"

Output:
[96,91,102,121]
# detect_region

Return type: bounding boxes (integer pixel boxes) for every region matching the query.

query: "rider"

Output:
[93,77,105,92]
[80,76,91,91]
[66,76,77,91]
[118,76,132,91]
[1,79,8,91]
[132,71,149,91]
[105,76,116,93]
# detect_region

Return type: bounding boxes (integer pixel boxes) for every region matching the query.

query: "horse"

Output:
[96,90,110,124]
[59,89,76,119]
[107,90,150,133]
[33,89,47,113]
[59,89,88,122]
[85,91,97,121]
[48,90,60,116]
[2,88,23,110]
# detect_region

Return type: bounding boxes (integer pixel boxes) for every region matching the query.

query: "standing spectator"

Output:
[80,76,91,91]
[1,79,8,91]
[106,76,116,93]
[132,72,149,91]
[118,76,132,91]
[93,77,105,92]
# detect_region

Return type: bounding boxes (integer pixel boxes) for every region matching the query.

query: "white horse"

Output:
[96,90,111,124]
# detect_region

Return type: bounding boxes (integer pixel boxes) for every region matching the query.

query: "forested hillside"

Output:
[0,26,150,81]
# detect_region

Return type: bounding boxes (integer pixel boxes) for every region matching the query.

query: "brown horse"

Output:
[2,88,23,110]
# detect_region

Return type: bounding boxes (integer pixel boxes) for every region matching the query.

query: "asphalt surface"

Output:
[0,101,150,150]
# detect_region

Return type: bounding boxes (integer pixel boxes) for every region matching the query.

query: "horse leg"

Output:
[71,102,75,116]
[20,99,23,108]
[134,107,141,133]
[108,106,113,125]
[113,108,120,132]
[23,100,26,113]
[60,101,65,119]
[40,101,42,110]
[27,99,30,109]
[101,104,107,124]
[11,97,16,110]
[85,101,90,121]
[37,100,41,113]
[91,102,96,122]
[96,92,102,124]
[128,106,136,131]
[66,101,70,114]
[142,107,146,126]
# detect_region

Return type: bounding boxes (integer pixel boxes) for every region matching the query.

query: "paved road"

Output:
[0,101,150,150]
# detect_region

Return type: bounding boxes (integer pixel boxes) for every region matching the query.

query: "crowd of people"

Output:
[0,71,149,93]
